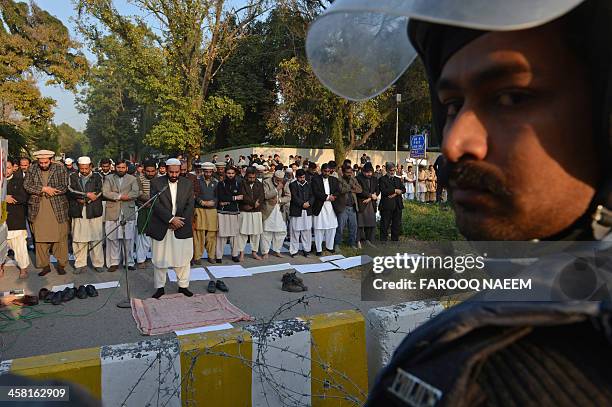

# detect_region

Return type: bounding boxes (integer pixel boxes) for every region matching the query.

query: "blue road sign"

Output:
[410,134,427,158]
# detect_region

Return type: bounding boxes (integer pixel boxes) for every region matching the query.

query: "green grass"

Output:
[401,200,463,241]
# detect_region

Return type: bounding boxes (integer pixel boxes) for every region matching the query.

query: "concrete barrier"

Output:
[1,310,367,406]
[366,301,444,387]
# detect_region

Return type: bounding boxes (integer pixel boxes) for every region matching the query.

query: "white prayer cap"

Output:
[77,156,91,165]
[166,158,181,166]
[255,165,265,171]
[65,158,74,165]
[285,168,293,174]
[33,150,55,159]
[202,162,215,170]
[274,170,285,179]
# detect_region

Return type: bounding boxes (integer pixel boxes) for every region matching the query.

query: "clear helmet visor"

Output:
[306,0,586,101]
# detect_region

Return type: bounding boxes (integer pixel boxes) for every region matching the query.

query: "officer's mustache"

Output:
[447,160,512,197]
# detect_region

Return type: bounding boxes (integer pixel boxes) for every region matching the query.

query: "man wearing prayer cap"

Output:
[147,158,194,298]
[102,159,140,272]
[213,161,226,181]
[24,150,71,275]
[64,158,76,174]
[237,166,265,261]
[378,162,405,241]
[68,156,105,273]
[311,163,340,255]
[260,169,291,258]
[193,162,219,264]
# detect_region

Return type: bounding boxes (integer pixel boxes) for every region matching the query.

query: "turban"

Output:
[33,150,54,159]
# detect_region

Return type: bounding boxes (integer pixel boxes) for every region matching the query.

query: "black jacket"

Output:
[216,178,242,214]
[289,180,315,217]
[311,175,340,216]
[378,175,406,211]
[6,172,28,230]
[146,176,194,241]
[68,172,104,219]
[356,173,380,214]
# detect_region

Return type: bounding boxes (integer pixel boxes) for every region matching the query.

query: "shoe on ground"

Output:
[232,256,240,263]
[191,259,202,266]
[316,252,323,256]
[127,265,136,271]
[44,292,55,303]
[207,281,216,293]
[282,271,303,285]
[76,285,88,299]
[215,280,228,292]
[208,257,216,264]
[152,288,165,299]
[327,248,336,255]
[303,250,309,258]
[38,266,51,277]
[51,291,63,305]
[38,288,50,301]
[56,265,67,275]
[290,253,297,258]
[282,275,308,292]
[95,267,105,273]
[85,285,98,297]
[62,287,76,302]
[216,259,222,264]
[108,265,118,273]
[73,266,87,275]
[12,295,38,307]
[178,287,193,297]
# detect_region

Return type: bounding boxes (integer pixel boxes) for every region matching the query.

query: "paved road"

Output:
[0,245,401,360]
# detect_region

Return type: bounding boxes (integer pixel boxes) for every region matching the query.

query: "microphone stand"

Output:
[116,185,168,309]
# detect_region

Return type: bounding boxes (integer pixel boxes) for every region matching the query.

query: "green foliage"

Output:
[57,122,89,158]
[402,201,464,241]
[0,0,88,154]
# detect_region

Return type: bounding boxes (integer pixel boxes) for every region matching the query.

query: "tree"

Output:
[0,0,88,152]
[57,122,90,158]
[268,56,396,162]
[76,0,272,155]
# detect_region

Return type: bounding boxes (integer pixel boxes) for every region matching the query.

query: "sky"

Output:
[34,0,145,131]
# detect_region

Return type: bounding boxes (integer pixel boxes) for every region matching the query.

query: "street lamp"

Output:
[395,93,401,165]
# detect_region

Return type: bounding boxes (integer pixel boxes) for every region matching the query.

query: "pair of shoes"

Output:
[232,256,240,263]
[208,257,216,264]
[178,287,194,297]
[152,288,165,299]
[38,266,51,277]
[73,266,87,275]
[76,285,88,299]
[56,265,67,275]
[281,272,308,292]
[12,295,38,306]
[191,259,202,266]
[316,251,323,256]
[108,265,118,272]
[62,287,76,302]
[215,259,222,264]
[86,285,98,297]
[207,280,229,293]
[43,291,55,303]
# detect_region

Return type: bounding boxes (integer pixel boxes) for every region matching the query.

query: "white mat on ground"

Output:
[167,267,210,282]
[331,255,373,270]
[207,265,252,278]
[51,281,120,292]
[294,262,339,274]
[246,263,293,275]
[175,323,233,336]
[320,254,345,262]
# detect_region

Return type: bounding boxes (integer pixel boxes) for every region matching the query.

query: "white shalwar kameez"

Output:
[261,200,286,255]
[289,209,312,254]
[152,181,194,289]
[313,178,338,252]
[72,205,104,268]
